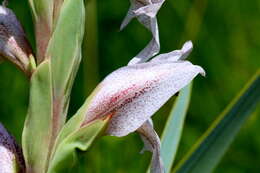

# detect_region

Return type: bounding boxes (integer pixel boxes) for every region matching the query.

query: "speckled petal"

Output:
[127,17,159,65]
[0,123,25,173]
[138,119,164,173]
[83,60,205,137]
[151,41,193,63]
[121,0,165,65]
[133,3,163,18]
[106,61,204,136]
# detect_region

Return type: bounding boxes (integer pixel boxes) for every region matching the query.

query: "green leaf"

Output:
[47,118,108,173]
[22,60,53,173]
[47,0,85,98]
[50,89,101,157]
[173,71,260,173]
[53,0,65,27]
[161,83,192,173]
[46,88,102,173]
[28,0,53,62]
[42,0,85,149]
[28,0,53,22]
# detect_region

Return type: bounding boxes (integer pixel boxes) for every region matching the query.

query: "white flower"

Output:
[82,41,205,172]
[84,41,204,135]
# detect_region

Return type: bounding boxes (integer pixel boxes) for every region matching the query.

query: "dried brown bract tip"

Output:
[0,5,34,76]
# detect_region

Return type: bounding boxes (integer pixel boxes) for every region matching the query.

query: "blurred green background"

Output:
[0,0,260,172]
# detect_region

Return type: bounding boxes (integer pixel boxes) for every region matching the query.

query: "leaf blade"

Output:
[173,71,260,173]
[28,0,53,62]
[22,60,53,173]
[161,83,192,173]
[43,0,85,153]
[47,119,108,173]
[47,0,85,98]
[28,0,53,21]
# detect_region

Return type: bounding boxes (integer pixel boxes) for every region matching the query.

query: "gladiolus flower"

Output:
[0,123,25,173]
[82,41,205,172]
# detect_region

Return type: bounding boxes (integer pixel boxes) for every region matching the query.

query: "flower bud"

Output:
[0,5,34,76]
[0,123,25,173]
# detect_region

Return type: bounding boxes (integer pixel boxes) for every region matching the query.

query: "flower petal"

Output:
[0,123,25,173]
[83,60,205,137]
[137,119,164,173]
[120,0,151,30]
[106,61,204,136]
[133,3,164,18]
[121,0,165,65]
[151,41,193,63]
[121,0,165,30]
[127,15,160,65]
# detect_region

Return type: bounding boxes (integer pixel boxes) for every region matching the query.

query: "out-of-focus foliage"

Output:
[161,84,192,173]
[0,0,259,173]
[173,72,260,173]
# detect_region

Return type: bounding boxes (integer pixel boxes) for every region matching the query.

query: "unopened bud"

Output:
[0,123,25,173]
[0,5,34,76]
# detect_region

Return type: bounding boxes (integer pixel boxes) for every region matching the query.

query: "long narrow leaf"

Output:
[161,83,192,173]
[45,0,85,152]
[22,60,53,173]
[173,70,260,173]
[47,0,85,99]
